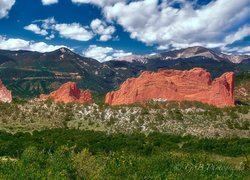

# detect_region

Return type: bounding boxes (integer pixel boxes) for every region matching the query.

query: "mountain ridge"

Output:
[1,46,249,64]
[113,46,250,64]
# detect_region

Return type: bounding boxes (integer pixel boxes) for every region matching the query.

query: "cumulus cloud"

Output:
[90,19,115,41]
[83,45,132,62]
[24,24,48,36]
[0,0,15,19]
[0,36,69,52]
[101,0,250,50]
[38,17,57,30]
[25,17,116,42]
[45,34,55,40]
[54,23,94,41]
[25,18,94,41]
[41,0,58,5]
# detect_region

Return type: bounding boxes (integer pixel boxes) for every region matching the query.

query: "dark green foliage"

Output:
[0,129,249,179]
[235,71,250,86]
[0,146,77,179]
[103,152,248,179]
[0,129,249,158]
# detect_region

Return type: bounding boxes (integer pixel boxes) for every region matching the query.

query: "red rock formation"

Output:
[0,80,12,103]
[40,82,93,103]
[105,68,235,107]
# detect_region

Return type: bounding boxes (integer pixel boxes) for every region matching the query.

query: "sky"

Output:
[0,0,249,62]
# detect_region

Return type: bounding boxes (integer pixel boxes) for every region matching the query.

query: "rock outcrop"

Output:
[40,82,93,103]
[105,68,235,107]
[0,80,12,103]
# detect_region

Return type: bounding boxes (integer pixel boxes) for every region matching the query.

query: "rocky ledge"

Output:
[40,82,93,103]
[105,68,235,107]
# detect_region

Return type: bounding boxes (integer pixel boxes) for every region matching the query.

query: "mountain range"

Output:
[114,46,250,64]
[0,46,249,98]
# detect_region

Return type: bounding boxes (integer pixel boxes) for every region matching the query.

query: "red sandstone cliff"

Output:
[105,68,235,107]
[0,80,12,103]
[40,82,93,103]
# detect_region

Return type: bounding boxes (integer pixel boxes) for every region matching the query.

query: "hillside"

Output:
[235,71,250,103]
[0,48,116,97]
[0,100,249,138]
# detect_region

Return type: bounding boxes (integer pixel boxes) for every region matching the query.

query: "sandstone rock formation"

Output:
[40,82,93,103]
[0,80,12,103]
[105,68,235,107]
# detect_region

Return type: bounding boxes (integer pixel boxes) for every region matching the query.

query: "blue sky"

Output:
[0,0,249,62]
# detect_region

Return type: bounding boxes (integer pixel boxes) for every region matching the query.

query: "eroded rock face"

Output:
[105,68,235,107]
[0,80,12,103]
[40,82,93,103]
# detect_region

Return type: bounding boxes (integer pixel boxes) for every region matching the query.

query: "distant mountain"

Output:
[158,46,225,62]
[114,46,250,64]
[218,53,250,64]
[0,46,249,98]
[106,46,250,82]
[114,55,149,64]
[106,46,250,78]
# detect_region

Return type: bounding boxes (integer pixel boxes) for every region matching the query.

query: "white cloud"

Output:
[237,46,250,55]
[40,17,56,29]
[83,45,132,62]
[71,0,124,7]
[102,0,250,50]
[54,23,93,41]
[157,42,226,50]
[222,46,250,55]
[24,24,48,36]
[0,36,69,53]
[45,34,55,40]
[224,25,250,44]
[28,42,66,52]
[0,0,15,19]
[24,18,56,39]
[90,19,115,41]
[0,37,29,50]
[41,0,58,5]
[25,18,95,42]
[25,17,116,42]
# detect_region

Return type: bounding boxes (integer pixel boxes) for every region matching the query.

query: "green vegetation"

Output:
[235,71,250,104]
[1,49,250,179]
[1,129,249,157]
[0,72,249,179]
[0,100,249,138]
[235,71,250,85]
[0,129,249,179]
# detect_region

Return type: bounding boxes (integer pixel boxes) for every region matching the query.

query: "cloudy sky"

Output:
[0,0,249,62]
